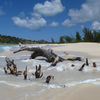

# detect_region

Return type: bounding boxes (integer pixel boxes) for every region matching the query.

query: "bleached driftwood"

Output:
[13,47,65,66]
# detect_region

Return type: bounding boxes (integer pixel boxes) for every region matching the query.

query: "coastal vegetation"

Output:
[0,34,34,44]
[0,27,100,44]
[57,27,100,43]
[0,34,49,44]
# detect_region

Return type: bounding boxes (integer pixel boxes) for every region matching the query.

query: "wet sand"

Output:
[34,84,100,100]
[0,84,100,100]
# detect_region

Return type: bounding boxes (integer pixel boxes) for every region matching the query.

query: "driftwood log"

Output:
[13,47,65,66]
[23,66,27,80]
[67,57,82,61]
[93,62,96,67]
[79,63,85,71]
[34,65,43,78]
[86,58,89,66]
[46,75,54,84]
[5,57,22,75]
[5,57,16,69]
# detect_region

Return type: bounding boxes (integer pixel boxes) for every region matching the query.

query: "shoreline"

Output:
[0,42,99,44]
[0,43,100,100]
[0,42,100,58]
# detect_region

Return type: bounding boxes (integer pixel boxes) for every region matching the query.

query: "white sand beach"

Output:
[52,43,100,59]
[0,43,100,100]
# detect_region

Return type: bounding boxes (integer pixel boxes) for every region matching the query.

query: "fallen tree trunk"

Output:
[13,47,65,66]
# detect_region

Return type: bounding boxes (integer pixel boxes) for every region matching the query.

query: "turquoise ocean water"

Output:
[0,45,17,53]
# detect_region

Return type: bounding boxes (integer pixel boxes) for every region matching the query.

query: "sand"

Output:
[1,84,100,100]
[36,84,100,100]
[52,43,100,59]
[0,42,100,58]
[67,84,100,100]
[0,42,100,100]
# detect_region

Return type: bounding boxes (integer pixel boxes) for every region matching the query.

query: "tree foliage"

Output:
[59,36,65,43]
[0,34,49,44]
[51,38,55,43]
[76,32,82,42]
[83,27,93,42]
[59,36,74,43]
[82,27,100,42]
[58,27,100,43]
[64,36,73,43]
[0,27,100,44]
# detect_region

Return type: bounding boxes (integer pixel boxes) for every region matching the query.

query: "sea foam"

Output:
[1,78,100,89]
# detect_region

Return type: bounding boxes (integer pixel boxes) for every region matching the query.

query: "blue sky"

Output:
[0,0,100,41]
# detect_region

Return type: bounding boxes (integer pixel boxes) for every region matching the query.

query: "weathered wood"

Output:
[23,66,27,80]
[93,62,96,67]
[71,64,75,67]
[51,56,59,66]
[4,67,7,74]
[5,57,22,75]
[79,63,85,71]
[67,57,82,61]
[86,58,89,66]
[46,75,54,84]
[13,66,17,76]
[5,57,16,69]
[13,47,65,66]
[34,65,43,78]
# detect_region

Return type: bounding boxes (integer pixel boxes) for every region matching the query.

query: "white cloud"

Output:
[31,12,41,18]
[12,0,64,30]
[34,0,64,16]
[63,0,100,27]
[12,16,47,30]
[91,21,100,30]
[62,19,75,27]
[50,22,59,27]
